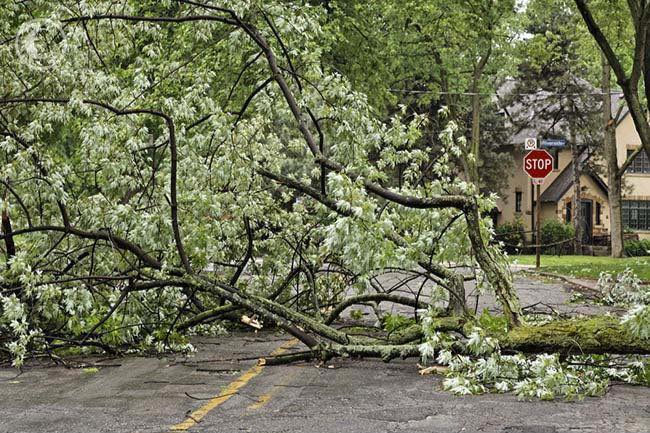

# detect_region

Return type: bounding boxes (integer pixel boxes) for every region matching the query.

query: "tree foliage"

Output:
[0,0,521,366]
[0,0,646,401]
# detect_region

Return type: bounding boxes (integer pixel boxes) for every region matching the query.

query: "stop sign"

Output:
[523,149,554,179]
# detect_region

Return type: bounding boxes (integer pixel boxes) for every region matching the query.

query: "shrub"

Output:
[540,220,574,254]
[495,218,526,253]
[624,239,650,257]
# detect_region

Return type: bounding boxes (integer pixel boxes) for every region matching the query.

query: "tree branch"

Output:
[0,225,162,270]
[0,97,192,273]
[325,293,428,325]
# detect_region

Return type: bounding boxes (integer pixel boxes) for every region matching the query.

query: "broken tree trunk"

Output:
[464,205,522,326]
[256,315,649,366]
[503,316,650,355]
[191,273,647,361]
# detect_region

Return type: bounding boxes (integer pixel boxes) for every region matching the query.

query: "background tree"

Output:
[322,0,518,195]
[572,0,638,257]
[504,0,602,253]
[574,0,650,159]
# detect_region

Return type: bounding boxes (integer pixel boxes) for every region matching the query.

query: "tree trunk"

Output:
[460,51,522,325]
[465,204,522,326]
[503,316,649,355]
[1,197,16,265]
[570,126,583,254]
[608,175,625,257]
[441,270,467,317]
[602,54,624,258]
[257,316,649,366]
[469,91,481,185]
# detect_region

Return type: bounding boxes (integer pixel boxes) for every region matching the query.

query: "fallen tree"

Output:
[0,1,647,396]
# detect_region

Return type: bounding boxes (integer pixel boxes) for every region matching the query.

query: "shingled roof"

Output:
[496,78,629,146]
[539,151,608,202]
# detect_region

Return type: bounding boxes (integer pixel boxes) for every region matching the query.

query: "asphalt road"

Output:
[1,275,648,433]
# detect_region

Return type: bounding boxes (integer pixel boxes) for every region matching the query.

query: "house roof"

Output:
[497,79,634,148]
[539,151,608,202]
[497,78,602,147]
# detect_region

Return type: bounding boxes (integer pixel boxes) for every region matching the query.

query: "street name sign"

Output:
[540,138,566,148]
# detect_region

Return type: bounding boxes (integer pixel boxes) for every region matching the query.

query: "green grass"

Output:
[508,255,650,281]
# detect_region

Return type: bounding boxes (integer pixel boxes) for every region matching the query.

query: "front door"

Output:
[580,200,593,244]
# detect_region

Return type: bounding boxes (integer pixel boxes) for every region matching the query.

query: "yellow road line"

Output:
[247,392,273,410]
[169,338,299,431]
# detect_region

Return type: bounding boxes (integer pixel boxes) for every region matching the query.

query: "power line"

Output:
[389,89,625,97]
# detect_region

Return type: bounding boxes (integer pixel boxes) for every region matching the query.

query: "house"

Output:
[495,92,650,243]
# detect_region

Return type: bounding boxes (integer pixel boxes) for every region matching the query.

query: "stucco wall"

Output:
[496,112,650,240]
[496,146,572,233]
[616,113,650,239]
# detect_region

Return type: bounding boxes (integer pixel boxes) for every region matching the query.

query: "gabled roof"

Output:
[497,78,602,147]
[539,151,608,203]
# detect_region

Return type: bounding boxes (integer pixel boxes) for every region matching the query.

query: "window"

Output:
[596,202,601,225]
[623,200,650,230]
[565,201,572,223]
[515,191,522,213]
[626,149,650,173]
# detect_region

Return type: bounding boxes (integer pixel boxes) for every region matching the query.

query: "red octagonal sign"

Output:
[523,149,554,179]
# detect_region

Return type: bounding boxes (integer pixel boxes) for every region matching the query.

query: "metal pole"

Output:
[536,183,541,269]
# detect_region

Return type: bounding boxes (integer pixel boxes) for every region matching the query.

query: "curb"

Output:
[518,269,601,295]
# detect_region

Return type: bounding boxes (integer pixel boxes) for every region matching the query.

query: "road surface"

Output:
[1,275,648,433]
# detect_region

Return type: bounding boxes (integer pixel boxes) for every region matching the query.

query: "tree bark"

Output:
[608,173,625,257]
[1,207,15,264]
[503,316,649,355]
[570,124,583,254]
[465,205,522,326]
[602,54,624,258]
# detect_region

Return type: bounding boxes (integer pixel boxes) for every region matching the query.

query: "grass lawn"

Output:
[508,255,650,281]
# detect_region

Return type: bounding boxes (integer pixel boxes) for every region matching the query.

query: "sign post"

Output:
[535,182,541,268]
[523,149,554,269]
